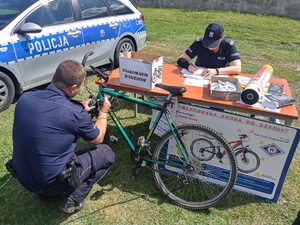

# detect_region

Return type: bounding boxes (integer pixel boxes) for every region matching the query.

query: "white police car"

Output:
[0,0,147,112]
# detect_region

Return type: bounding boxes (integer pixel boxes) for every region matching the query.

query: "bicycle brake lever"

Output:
[88,94,98,108]
[88,97,103,110]
[98,97,104,107]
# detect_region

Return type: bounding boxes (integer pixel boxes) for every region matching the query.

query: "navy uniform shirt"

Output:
[12,85,100,192]
[185,38,240,68]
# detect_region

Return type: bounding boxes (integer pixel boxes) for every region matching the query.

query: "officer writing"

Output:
[11,59,115,214]
[177,23,242,77]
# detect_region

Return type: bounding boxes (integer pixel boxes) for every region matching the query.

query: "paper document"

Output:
[181,67,205,76]
[182,74,209,80]
[181,67,210,87]
[183,78,209,87]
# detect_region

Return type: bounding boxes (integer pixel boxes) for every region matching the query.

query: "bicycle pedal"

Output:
[141,161,146,167]
[110,135,118,143]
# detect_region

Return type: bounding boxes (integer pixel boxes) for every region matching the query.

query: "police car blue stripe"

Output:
[0,42,18,64]
[2,17,146,65]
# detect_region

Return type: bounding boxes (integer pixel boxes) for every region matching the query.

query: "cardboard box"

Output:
[119,52,163,89]
[210,77,242,101]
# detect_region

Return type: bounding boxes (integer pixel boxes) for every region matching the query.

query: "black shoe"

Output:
[59,197,85,214]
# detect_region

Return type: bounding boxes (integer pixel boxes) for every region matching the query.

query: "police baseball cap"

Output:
[202,23,224,48]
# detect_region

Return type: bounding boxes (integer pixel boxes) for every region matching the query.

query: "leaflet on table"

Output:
[267,83,284,95]
[238,91,294,111]
[260,93,295,109]
[237,98,281,112]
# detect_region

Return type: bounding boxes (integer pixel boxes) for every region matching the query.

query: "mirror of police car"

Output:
[17,22,42,34]
[0,0,147,112]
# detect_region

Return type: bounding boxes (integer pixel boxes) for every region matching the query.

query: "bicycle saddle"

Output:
[155,83,186,95]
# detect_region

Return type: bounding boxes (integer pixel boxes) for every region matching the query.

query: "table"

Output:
[101,63,300,203]
[106,64,298,125]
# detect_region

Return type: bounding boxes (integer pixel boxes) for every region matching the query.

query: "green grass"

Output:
[1,8,300,224]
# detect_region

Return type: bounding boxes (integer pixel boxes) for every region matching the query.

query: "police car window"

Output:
[0,0,35,30]
[78,0,108,20]
[106,0,133,15]
[25,0,74,27]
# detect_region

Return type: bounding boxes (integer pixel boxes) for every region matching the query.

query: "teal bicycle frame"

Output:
[97,86,191,168]
[83,52,237,210]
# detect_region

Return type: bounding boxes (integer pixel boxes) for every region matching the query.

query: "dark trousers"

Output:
[70,144,115,203]
[42,144,115,203]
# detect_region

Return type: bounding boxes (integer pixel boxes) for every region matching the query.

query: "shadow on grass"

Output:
[0,174,69,225]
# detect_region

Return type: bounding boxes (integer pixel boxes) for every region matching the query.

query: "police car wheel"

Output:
[114,38,135,68]
[0,72,15,112]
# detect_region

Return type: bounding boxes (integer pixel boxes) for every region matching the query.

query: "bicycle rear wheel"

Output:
[152,124,237,210]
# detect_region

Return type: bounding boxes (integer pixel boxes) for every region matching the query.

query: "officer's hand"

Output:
[188,64,197,73]
[99,96,111,113]
[201,68,212,77]
[82,99,95,112]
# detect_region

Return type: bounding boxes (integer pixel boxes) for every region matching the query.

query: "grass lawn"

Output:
[0,8,300,225]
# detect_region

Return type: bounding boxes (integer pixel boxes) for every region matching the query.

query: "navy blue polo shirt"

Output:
[12,85,100,192]
[185,37,240,68]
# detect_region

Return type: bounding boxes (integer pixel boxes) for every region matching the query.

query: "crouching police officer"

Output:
[10,59,115,214]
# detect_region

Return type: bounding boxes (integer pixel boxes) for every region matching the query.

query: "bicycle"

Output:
[194,132,260,174]
[228,134,260,173]
[82,51,237,210]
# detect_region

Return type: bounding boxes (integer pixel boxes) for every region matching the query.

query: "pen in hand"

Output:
[188,61,197,73]
[189,61,197,68]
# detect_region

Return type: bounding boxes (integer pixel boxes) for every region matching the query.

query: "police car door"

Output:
[11,0,84,88]
[75,0,120,65]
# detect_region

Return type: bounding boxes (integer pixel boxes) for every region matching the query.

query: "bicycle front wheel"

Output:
[152,124,237,210]
[235,148,260,173]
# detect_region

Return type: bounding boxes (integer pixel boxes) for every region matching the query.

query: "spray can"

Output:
[241,64,273,105]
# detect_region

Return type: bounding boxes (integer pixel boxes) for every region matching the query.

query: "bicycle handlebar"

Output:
[239,134,248,138]
[90,58,114,83]
[90,65,109,83]
[82,51,94,66]
[81,51,114,83]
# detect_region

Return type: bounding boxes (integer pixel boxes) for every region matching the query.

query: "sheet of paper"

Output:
[181,67,205,75]
[183,77,209,87]
[182,74,209,80]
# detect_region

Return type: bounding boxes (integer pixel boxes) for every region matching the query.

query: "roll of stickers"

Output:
[241,64,273,105]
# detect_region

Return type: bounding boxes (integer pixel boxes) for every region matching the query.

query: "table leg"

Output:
[134,93,138,118]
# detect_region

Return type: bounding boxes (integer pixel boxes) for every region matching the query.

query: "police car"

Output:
[0,0,147,112]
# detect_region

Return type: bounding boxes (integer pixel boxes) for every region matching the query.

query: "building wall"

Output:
[131,0,300,20]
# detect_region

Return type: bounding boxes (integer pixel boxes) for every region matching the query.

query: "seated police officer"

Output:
[11,59,115,214]
[177,23,241,77]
